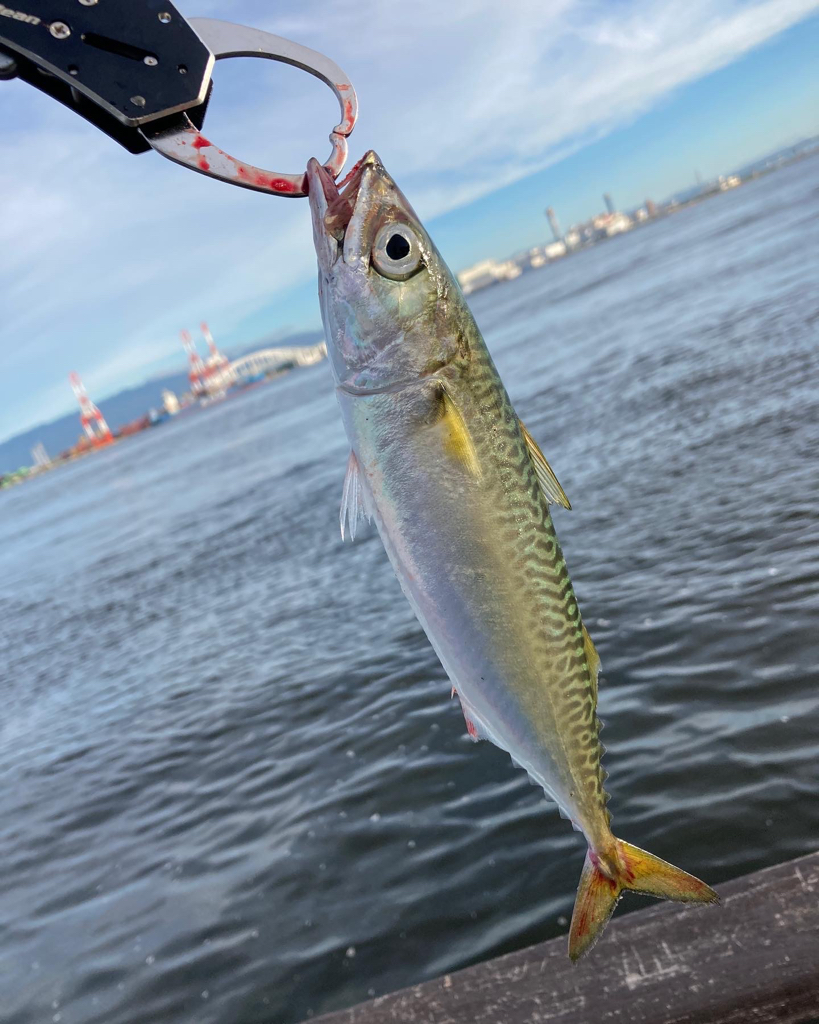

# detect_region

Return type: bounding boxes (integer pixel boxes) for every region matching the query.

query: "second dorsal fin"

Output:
[520,421,571,510]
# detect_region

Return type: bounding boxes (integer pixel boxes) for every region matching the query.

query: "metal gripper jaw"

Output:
[0,5,358,197]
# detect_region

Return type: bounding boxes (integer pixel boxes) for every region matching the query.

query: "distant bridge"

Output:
[229,342,327,381]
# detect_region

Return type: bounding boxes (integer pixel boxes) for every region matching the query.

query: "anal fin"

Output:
[452,689,490,742]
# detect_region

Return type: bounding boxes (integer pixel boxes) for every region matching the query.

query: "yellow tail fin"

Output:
[568,838,719,960]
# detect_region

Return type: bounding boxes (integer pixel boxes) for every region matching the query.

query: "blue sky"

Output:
[1,0,817,443]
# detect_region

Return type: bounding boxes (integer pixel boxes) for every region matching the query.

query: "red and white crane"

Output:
[68,371,113,445]
[181,329,206,394]
[200,321,232,390]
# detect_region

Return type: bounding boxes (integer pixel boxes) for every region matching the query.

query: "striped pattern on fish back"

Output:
[455,331,610,830]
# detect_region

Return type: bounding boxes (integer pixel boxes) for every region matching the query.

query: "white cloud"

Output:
[0,0,816,441]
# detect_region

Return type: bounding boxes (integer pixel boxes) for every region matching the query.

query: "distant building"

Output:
[162,389,180,415]
[603,193,615,215]
[544,240,567,259]
[31,442,50,469]
[528,239,568,268]
[645,199,657,217]
[529,247,546,269]
[457,259,522,296]
[545,206,563,243]
[591,211,632,237]
[719,175,741,190]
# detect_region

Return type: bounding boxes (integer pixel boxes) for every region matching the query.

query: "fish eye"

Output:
[372,223,423,280]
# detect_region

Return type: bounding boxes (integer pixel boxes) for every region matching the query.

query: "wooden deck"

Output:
[308,851,819,1024]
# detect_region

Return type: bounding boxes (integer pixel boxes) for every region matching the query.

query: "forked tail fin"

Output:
[568,838,719,960]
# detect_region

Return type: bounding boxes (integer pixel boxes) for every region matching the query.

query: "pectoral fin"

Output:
[340,450,372,541]
[520,421,571,510]
[437,382,482,480]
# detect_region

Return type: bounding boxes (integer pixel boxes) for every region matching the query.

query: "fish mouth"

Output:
[306,151,384,269]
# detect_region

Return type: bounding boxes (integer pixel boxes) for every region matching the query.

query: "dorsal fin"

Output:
[520,421,571,510]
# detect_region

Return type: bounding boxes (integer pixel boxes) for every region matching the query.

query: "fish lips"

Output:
[306,158,340,272]
[306,152,385,271]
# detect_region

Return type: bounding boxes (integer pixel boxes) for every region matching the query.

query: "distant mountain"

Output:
[664,136,819,207]
[731,135,819,179]
[0,329,324,474]
[0,369,191,474]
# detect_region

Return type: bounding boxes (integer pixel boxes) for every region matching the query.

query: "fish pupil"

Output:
[386,234,410,260]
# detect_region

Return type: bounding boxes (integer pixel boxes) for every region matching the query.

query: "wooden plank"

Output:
[308,851,819,1024]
